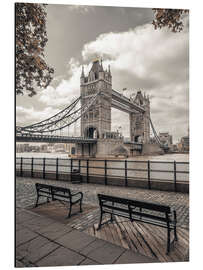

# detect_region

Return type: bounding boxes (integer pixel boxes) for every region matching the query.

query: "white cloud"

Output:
[67,5,94,14]
[16,106,59,127]
[82,22,189,89]
[39,58,82,107]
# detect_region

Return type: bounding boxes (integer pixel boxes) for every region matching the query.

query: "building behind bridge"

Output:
[158,132,173,147]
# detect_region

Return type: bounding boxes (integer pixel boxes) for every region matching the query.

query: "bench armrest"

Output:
[71,191,83,198]
[173,210,177,223]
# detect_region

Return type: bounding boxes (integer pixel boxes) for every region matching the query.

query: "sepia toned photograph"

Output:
[15,2,189,268]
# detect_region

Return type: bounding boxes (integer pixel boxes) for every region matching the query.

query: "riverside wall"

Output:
[16,169,189,193]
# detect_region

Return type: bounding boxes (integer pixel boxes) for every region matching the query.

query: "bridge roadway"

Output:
[111,89,145,113]
[16,134,143,151]
[16,134,97,144]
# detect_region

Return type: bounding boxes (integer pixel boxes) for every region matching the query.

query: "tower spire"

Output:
[100,58,104,71]
[108,64,111,74]
[81,65,85,77]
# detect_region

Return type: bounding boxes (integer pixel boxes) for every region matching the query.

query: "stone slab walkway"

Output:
[16,207,158,267]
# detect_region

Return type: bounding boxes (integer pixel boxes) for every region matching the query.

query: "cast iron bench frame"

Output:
[35,183,83,218]
[97,193,178,254]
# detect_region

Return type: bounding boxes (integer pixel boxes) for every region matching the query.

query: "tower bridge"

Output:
[16,59,166,157]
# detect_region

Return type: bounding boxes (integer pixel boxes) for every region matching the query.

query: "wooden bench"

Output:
[35,183,83,218]
[97,194,178,254]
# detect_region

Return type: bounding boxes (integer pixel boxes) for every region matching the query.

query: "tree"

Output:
[15,3,54,97]
[152,8,189,32]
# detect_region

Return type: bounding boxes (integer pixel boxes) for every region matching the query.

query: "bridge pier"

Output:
[142,143,164,155]
[76,143,97,158]
[75,139,143,158]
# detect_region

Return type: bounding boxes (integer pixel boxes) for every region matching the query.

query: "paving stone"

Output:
[38,222,73,240]
[79,258,100,265]
[114,249,158,264]
[55,229,96,252]
[80,238,107,256]
[22,216,55,232]
[16,208,23,214]
[17,236,59,263]
[16,211,36,224]
[17,235,50,259]
[16,223,25,232]
[36,246,85,267]
[15,260,25,267]
[16,228,38,247]
[85,241,126,264]
[20,257,37,267]
[16,250,25,261]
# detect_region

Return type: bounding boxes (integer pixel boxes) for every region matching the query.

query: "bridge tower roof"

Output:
[90,59,103,73]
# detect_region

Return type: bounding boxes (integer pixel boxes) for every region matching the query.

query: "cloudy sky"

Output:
[16,4,189,143]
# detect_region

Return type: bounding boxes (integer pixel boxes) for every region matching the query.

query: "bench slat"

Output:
[98,193,171,213]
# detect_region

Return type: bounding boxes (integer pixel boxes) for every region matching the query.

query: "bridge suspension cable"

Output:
[17,92,101,134]
[22,96,81,130]
[149,117,166,148]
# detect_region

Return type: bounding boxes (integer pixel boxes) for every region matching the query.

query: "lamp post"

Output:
[122,88,127,96]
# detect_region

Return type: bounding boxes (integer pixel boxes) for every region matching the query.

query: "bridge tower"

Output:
[80,59,112,139]
[130,91,150,143]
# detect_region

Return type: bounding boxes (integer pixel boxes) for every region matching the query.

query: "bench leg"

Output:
[97,211,103,230]
[67,204,72,218]
[110,213,114,223]
[111,202,114,222]
[35,195,39,208]
[166,227,171,254]
[79,199,83,213]
[174,226,178,241]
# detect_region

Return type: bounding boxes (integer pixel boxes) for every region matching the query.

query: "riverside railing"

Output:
[16,157,189,192]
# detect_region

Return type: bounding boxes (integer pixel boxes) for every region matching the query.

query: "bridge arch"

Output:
[84,126,99,139]
[134,135,143,143]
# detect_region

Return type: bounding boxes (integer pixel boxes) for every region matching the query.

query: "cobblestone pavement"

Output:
[16,177,189,230]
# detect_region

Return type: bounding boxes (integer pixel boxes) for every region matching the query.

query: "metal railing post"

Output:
[31,157,34,178]
[79,159,81,173]
[70,158,73,182]
[56,158,58,180]
[87,159,89,183]
[125,160,128,187]
[20,157,23,177]
[174,161,177,192]
[43,158,46,179]
[147,160,151,189]
[104,160,107,185]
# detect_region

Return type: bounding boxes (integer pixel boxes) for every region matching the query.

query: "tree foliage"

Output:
[16,3,54,96]
[152,9,189,32]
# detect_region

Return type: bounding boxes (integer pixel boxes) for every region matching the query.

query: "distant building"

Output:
[170,144,178,152]
[40,144,48,152]
[149,137,157,144]
[158,132,173,146]
[64,144,75,154]
[178,136,189,152]
[16,143,30,152]
[16,143,40,152]
[54,144,66,152]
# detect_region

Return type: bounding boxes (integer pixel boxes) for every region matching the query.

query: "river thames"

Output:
[16,152,189,162]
